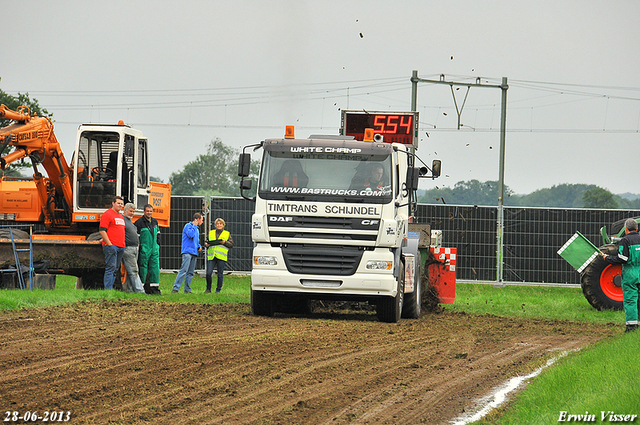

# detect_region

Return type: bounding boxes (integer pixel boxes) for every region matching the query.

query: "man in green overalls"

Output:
[135,204,161,294]
[602,218,640,332]
[205,218,234,293]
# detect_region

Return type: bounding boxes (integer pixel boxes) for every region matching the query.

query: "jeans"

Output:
[103,245,125,290]
[173,253,198,293]
[206,257,227,292]
[122,246,145,293]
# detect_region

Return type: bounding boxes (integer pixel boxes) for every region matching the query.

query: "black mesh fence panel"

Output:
[415,205,497,281]
[159,196,206,271]
[207,197,254,272]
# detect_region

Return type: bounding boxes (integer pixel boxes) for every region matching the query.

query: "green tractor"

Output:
[561,218,633,311]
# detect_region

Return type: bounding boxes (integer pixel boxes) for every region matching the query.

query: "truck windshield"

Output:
[258,150,393,203]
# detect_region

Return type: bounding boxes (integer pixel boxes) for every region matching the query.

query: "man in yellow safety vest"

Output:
[205,218,234,293]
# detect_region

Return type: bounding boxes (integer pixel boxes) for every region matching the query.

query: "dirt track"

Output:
[0,300,616,424]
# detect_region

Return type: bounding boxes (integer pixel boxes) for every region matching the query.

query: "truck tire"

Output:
[581,244,624,311]
[402,251,422,319]
[0,228,30,240]
[86,232,103,241]
[79,271,104,290]
[377,265,404,323]
[251,290,275,317]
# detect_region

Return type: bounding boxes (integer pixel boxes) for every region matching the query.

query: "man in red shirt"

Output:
[99,196,126,290]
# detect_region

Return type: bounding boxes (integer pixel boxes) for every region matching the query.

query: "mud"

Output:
[0,300,616,424]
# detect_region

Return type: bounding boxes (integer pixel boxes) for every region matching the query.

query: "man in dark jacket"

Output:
[135,204,161,294]
[602,218,640,332]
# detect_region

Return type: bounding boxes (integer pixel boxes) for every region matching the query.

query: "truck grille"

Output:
[269,231,377,241]
[281,244,364,276]
[268,215,380,230]
[267,215,380,242]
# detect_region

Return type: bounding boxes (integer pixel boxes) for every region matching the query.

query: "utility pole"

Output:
[411,70,508,283]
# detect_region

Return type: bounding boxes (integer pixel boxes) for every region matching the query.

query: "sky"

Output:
[2,0,640,195]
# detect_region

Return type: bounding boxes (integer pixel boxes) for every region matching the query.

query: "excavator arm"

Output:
[0,104,74,228]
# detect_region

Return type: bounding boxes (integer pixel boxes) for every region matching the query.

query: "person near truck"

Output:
[135,204,161,294]
[172,212,204,294]
[122,203,145,293]
[204,218,234,293]
[601,218,640,332]
[99,196,126,290]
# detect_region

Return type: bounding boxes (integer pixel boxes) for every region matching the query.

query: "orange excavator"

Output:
[0,104,171,287]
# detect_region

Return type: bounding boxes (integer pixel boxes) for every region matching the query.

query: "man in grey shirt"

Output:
[122,203,145,293]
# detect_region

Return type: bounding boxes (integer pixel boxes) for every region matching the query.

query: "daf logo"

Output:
[361,219,380,226]
[269,216,293,222]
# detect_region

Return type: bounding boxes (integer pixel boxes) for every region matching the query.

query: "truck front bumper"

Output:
[251,244,397,297]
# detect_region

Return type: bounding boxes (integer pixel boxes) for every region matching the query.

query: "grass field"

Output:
[1,274,637,424]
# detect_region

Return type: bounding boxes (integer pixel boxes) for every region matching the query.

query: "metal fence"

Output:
[415,205,639,284]
[148,197,640,284]
[160,196,253,272]
[160,196,206,271]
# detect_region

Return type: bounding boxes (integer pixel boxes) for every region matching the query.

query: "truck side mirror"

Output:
[240,178,253,190]
[406,167,420,191]
[238,153,251,177]
[432,160,441,178]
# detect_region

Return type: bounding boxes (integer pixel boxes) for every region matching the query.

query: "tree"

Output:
[169,138,259,197]
[516,183,595,208]
[418,179,513,206]
[1,82,53,176]
[583,187,618,209]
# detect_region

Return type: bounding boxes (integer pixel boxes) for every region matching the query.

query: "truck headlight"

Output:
[366,260,392,270]
[254,256,278,266]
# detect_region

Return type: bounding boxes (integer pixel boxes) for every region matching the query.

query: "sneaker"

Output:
[172,289,178,293]
[204,289,211,294]
[215,289,221,293]
[625,324,638,333]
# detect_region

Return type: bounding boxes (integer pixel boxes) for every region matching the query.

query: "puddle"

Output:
[450,351,572,425]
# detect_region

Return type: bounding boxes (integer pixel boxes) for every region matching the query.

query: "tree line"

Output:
[418,179,639,209]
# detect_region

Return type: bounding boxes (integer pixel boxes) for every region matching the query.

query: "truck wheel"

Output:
[86,232,103,241]
[251,290,275,317]
[0,228,30,240]
[377,265,404,323]
[402,251,422,319]
[79,271,103,290]
[581,244,624,311]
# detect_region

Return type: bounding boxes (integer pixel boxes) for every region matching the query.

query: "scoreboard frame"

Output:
[340,110,419,148]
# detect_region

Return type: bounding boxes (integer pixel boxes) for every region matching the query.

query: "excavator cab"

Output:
[73,123,149,213]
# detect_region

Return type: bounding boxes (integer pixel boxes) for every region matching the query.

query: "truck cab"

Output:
[239,115,440,322]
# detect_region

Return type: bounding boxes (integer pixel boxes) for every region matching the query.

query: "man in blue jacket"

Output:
[602,218,640,332]
[172,212,204,293]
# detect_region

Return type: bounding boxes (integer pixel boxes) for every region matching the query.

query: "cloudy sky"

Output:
[2,0,639,195]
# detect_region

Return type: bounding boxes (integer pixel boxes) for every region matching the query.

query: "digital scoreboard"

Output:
[341,110,419,148]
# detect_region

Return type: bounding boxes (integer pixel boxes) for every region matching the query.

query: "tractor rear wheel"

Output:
[581,244,624,311]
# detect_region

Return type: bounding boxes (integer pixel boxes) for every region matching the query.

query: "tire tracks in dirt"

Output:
[0,300,617,424]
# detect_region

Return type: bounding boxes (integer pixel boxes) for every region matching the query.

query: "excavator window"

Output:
[77,132,119,208]
[76,131,137,208]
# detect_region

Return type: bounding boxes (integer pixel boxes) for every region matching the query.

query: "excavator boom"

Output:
[0,104,74,228]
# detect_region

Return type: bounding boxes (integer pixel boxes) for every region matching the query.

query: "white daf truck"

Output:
[238,111,440,322]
